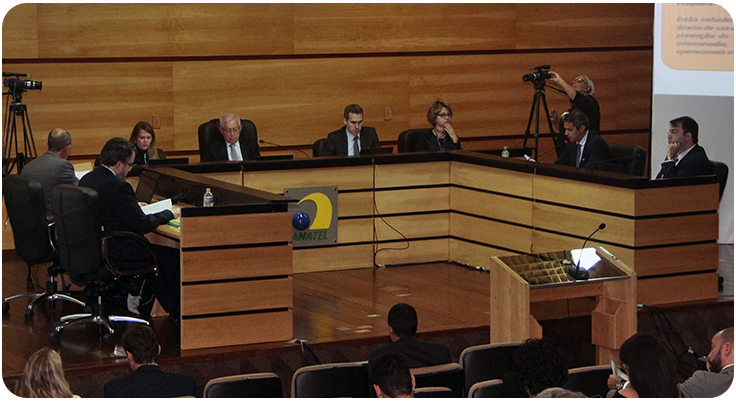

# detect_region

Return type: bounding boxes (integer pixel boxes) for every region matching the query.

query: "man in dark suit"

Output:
[371,352,416,398]
[554,109,609,169]
[368,303,451,373]
[79,137,180,319]
[20,128,79,221]
[104,324,196,397]
[200,113,260,161]
[656,116,713,179]
[323,104,380,156]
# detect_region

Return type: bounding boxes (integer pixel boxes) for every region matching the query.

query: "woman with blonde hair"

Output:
[129,120,166,165]
[415,99,462,151]
[22,347,75,398]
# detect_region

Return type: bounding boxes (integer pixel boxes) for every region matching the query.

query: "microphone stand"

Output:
[567,223,606,280]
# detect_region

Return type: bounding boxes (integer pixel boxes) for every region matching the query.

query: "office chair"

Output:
[397,129,430,153]
[412,386,455,398]
[204,372,282,398]
[312,138,329,157]
[467,378,505,398]
[198,118,260,161]
[459,342,520,396]
[291,361,371,398]
[711,160,729,201]
[49,184,157,344]
[410,363,465,397]
[2,175,86,319]
[597,144,647,176]
[563,365,613,397]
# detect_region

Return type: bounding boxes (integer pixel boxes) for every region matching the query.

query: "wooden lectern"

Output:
[489,246,636,364]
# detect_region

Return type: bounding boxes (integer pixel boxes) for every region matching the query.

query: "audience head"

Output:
[22,347,74,398]
[219,113,242,145]
[618,332,678,398]
[343,104,364,136]
[513,338,568,397]
[129,121,159,159]
[669,116,699,146]
[47,128,72,158]
[99,137,136,178]
[561,109,590,143]
[426,99,453,128]
[707,327,734,373]
[371,352,415,398]
[387,303,418,339]
[536,387,587,398]
[122,324,161,370]
[571,75,595,96]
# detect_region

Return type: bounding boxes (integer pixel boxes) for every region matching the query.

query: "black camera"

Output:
[3,78,42,92]
[522,65,552,83]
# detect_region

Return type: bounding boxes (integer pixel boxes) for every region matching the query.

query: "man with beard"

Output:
[679,327,733,397]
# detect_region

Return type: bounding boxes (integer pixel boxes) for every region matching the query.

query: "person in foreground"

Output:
[129,120,166,166]
[371,352,416,398]
[678,327,733,398]
[200,113,260,161]
[655,116,713,179]
[22,347,76,397]
[20,128,78,221]
[415,99,461,151]
[554,109,608,169]
[104,325,196,397]
[78,137,180,319]
[323,104,381,156]
[607,332,678,398]
[511,337,568,397]
[368,303,451,372]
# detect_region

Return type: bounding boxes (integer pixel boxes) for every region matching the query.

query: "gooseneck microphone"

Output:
[258,139,310,158]
[524,139,568,162]
[568,223,606,280]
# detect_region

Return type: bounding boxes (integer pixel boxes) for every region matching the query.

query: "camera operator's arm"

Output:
[549,71,577,101]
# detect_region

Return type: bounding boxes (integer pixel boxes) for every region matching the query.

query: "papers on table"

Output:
[140,198,173,215]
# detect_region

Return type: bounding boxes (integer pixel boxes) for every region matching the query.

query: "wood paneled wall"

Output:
[2,3,654,158]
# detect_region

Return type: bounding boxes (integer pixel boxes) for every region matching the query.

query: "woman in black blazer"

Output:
[415,99,462,151]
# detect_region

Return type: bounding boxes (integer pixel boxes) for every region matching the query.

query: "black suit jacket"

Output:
[414,129,462,151]
[656,144,713,179]
[104,365,196,398]
[323,126,380,156]
[200,120,260,162]
[555,130,609,169]
[367,337,452,373]
[78,167,174,235]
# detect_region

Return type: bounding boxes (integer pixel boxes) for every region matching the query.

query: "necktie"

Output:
[353,136,360,157]
[229,144,240,161]
[576,144,583,167]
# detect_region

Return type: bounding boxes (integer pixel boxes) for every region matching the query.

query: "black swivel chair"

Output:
[410,363,465,398]
[711,160,729,201]
[597,143,647,176]
[291,361,371,398]
[198,118,260,161]
[312,138,330,157]
[49,184,158,344]
[2,175,86,319]
[397,129,430,153]
[459,342,520,396]
[563,365,613,397]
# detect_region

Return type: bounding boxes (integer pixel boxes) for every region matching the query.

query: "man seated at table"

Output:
[201,113,260,161]
[656,116,713,179]
[368,303,451,372]
[323,104,380,156]
[554,109,609,169]
[79,137,181,321]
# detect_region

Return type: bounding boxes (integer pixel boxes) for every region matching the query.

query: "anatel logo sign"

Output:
[284,186,338,248]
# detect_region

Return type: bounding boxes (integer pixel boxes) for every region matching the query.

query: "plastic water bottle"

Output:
[203,188,214,207]
[501,146,510,158]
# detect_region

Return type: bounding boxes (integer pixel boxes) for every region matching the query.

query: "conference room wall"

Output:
[2,4,653,158]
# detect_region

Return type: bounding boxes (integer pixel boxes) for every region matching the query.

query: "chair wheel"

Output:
[2,302,9,314]
[49,331,61,343]
[24,308,34,319]
[103,332,116,344]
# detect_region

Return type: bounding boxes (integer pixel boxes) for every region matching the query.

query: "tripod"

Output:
[522,80,556,161]
[3,92,37,176]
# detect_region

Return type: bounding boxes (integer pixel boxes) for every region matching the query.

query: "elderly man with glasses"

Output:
[201,113,261,162]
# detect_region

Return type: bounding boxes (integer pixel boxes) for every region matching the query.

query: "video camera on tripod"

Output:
[3,72,43,176]
[521,65,556,160]
[522,65,552,87]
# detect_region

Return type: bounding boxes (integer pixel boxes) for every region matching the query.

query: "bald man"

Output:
[679,327,734,397]
[21,128,78,221]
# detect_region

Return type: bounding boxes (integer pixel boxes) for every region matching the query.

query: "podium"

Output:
[489,246,636,363]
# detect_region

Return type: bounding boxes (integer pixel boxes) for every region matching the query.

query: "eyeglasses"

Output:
[571,78,586,84]
[221,126,242,134]
[125,161,137,168]
[438,112,453,118]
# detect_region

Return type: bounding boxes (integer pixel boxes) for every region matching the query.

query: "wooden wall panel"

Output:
[181,246,292,282]
[182,278,292,316]
[2,4,38,58]
[451,187,533,226]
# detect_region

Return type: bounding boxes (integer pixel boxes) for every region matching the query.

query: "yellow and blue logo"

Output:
[285,186,338,247]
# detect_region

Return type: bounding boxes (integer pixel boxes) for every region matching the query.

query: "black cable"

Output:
[641,304,700,379]
[371,159,409,267]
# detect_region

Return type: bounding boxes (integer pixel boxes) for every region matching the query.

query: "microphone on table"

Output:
[258,139,310,158]
[524,139,568,162]
[567,223,606,280]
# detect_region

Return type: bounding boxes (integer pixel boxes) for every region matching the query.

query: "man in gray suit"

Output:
[21,128,78,221]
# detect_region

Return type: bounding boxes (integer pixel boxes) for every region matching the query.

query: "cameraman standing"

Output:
[549,72,600,150]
